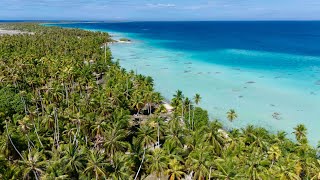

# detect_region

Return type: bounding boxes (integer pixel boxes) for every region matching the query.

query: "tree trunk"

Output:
[104,43,107,63]
[192,109,195,130]
[33,119,43,147]
[65,84,69,107]
[157,121,160,148]
[181,100,184,122]
[26,134,35,154]
[33,170,39,180]
[188,104,191,130]
[27,135,31,154]
[149,102,152,115]
[126,78,129,98]
[54,108,59,148]
[134,147,146,180]
[21,96,28,115]
[5,121,25,161]
[38,90,44,116]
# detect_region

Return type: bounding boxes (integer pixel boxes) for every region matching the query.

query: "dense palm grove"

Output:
[0,23,319,180]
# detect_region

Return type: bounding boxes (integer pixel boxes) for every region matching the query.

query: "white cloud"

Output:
[179,1,217,10]
[146,3,176,8]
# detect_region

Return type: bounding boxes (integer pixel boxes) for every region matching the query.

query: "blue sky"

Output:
[1,0,320,20]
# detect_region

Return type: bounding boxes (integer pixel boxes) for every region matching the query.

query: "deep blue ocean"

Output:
[53,21,320,69]
[46,21,320,145]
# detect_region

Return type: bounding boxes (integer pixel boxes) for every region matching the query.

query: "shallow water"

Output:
[47,22,320,145]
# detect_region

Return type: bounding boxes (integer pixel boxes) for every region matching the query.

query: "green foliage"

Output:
[227,109,238,122]
[0,23,319,180]
[184,107,208,129]
[0,86,25,118]
[119,38,131,42]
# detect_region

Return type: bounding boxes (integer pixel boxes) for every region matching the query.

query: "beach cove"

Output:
[46,21,320,145]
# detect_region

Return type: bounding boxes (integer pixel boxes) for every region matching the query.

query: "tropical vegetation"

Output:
[0,23,319,180]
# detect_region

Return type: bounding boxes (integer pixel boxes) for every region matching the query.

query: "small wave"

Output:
[224,49,320,61]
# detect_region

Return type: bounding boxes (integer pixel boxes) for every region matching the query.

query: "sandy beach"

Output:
[0,28,33,35]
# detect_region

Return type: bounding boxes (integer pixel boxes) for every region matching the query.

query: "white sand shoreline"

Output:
[0,28,34,36]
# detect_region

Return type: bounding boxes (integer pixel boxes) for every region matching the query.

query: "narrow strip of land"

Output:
[0,28,33,35]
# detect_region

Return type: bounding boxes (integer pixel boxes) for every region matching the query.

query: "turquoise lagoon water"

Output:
[47,22,320,145]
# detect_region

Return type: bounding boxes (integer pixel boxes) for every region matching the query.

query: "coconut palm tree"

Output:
[202,121,225,155]
[192,93,201,129]
[83,150,107,180]
[91,119,106,146]
[245,150,269,180]
[171,90,184,108]
[108,152,133,179]
[131,92,145,115]
[309,160,320,180]
[293,124,307,142]
[5,120,25,161]
[136,125,157,149]
[146,148,167,180]
[19,149,46,180]
[183,97,192,129]
[186,146,211,179]
[42,148,69,180]
[193,94,201,105]
[165,158,186,180]
[104,127,129,158]
[227,109,238,122]
[60,144,87,177]
[270,156,301,180]
[268,145,281,165]
[0,134,9,159]
[147,117,166,148]
[212,157,244,180]
[164,118,185,149]
[248,127,270,151]
[134,125,156,180]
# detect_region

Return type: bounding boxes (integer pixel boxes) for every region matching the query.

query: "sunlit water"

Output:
[47,22,320,145]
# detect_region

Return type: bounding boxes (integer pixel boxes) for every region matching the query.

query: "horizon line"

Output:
[2,19,320,22]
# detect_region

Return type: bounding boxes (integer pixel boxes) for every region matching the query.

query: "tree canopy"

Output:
[0,23,319,180]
